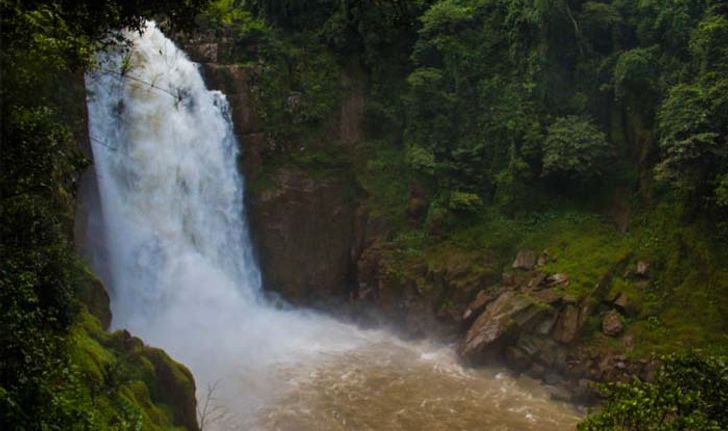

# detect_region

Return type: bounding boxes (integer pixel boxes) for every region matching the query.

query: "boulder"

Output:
[636,260,649,277]
[611,291,638,316]
[458,292,548,364]
[553,304,580,344]
[527,362,547,379]
[512,250,538,270]
[602,310,624,336]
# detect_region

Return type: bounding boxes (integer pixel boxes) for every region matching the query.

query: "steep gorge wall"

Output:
[197,50,369,304]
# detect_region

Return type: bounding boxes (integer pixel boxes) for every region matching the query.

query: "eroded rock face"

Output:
[247,167,365,303]
[451,250,645,402]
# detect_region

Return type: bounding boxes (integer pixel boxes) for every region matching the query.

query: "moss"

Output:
[65,309,197,430]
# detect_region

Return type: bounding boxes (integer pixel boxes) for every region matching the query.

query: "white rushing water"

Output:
[85,22,581,430]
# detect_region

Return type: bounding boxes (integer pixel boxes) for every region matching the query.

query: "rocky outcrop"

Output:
[459,292,550,364]
[354,247,499,339]
[80,324,200,431]
[144,345,199,431]
[450,250,651,401]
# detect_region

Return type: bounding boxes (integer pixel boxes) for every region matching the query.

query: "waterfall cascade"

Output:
[85,22,581,430]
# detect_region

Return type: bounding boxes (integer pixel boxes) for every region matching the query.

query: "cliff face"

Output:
[247,167,366,302]
[200,57,368,304]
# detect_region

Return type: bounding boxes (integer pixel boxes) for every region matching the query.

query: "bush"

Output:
[579,352,728,431]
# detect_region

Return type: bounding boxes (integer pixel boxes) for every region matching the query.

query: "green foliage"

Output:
[543,116,612,180]
[655,80,727,195]
[447,190,482,213]
[405,143,437,176]
[613,48,657,100]
[579,353,728,431]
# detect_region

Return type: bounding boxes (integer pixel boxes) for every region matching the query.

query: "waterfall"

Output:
[85,22,581,430]
[86,21,369,425]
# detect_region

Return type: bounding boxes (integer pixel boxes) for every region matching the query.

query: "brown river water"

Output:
[225,336,583,430]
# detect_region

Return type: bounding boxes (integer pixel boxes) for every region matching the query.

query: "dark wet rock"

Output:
[567,378,599,404]
[505,346,532,372]
[544,373,564,386]
[527,362,547,379]
[187,42,218,63]
[512,250,538,270]
[602,310,624,336]
[81,277,112,330]
[533,309,559,335]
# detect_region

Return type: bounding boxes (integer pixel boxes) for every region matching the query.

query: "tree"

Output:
[542,116,611,180]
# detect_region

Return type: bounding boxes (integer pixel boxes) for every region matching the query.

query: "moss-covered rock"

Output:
[69,310,199,430]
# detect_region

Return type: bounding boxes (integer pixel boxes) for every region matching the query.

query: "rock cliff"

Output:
[197,50,368,304]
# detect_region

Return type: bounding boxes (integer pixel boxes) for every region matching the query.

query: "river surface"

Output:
[85,22,582,430]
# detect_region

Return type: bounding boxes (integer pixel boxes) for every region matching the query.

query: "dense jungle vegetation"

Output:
[1,0,727,429]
